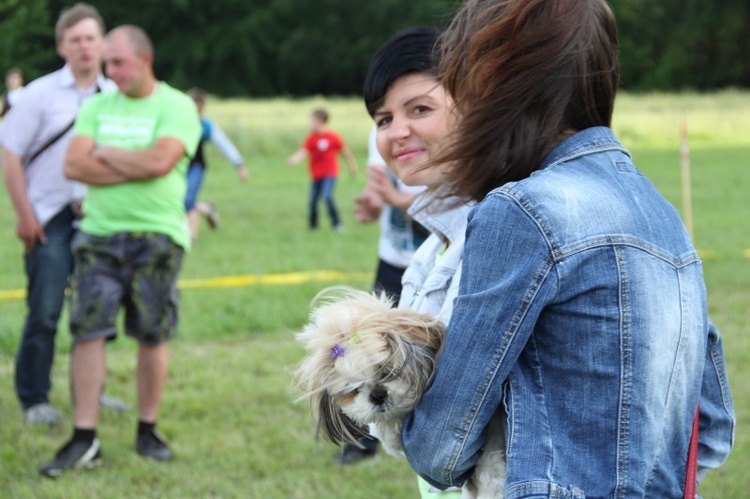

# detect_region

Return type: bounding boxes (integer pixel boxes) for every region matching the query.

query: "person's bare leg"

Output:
[72,338,106,428]
[137,342,168,423]
[187,209,201,240]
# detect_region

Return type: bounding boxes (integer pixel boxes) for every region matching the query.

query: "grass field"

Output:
[0,91,748,498]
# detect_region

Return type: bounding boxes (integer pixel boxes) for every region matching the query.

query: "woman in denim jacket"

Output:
[364,27,472,498]
[402,1,735,498]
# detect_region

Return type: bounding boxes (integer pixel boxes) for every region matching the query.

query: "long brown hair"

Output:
[439,0,619,202]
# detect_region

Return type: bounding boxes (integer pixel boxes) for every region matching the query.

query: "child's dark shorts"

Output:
[69,231,184,345]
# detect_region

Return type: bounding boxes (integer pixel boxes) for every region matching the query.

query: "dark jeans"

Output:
[309,176,340,228]
[15,207,75,409]
[184,163,205,212]
[373,259,407,305]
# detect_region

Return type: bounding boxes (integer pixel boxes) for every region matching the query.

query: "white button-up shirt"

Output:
[399,191,474,324]
[0,65,114,226]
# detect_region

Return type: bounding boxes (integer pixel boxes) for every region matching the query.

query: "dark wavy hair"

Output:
[363,27,441,117]
[439,0,619,202]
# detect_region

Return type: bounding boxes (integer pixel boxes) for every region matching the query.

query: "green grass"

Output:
[0,92,748,498]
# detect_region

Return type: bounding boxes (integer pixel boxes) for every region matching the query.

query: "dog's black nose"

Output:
[369,385,388,406]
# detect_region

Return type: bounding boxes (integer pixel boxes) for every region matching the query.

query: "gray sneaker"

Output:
[24,403,61,426]
[99,393,129,413]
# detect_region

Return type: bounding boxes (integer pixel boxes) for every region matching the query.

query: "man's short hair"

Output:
[107,25,154,58]
[187,87,208,103]
[5,67,22,79]
[311,109,329,123]
[55,3,105,43]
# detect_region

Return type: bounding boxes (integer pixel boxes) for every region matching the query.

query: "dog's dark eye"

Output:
[339,388,359,405]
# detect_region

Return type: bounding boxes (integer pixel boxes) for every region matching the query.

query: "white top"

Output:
[398,190,473,324]
[368,126,427,268]
[208,119,244,167]
[0,65,114,226]
[367,125,387,167]
[6,87,23,107]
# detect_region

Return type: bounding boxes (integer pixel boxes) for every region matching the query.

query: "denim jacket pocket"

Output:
[505,481,586,498]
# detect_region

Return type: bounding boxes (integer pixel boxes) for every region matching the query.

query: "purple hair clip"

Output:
[329,344,345,359]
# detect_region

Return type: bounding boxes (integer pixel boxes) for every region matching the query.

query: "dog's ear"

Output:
[382,322,444,392]
[423,320,445,352]
[316,390,369,446]
[385,320,445,359]
[392,311,445,351]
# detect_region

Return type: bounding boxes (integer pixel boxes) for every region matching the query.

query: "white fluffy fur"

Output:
[294,287,506,498]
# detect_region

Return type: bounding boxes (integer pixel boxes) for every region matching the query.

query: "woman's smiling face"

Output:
[373,72,453,189]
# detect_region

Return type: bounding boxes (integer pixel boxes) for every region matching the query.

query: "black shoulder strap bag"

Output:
[24,85,100,168]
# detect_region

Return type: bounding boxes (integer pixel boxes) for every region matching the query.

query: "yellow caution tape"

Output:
[0,270,373,302]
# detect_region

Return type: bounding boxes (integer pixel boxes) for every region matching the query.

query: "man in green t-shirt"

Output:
[40,25,201,477]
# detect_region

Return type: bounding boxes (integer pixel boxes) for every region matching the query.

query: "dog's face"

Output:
[295,288,444,445]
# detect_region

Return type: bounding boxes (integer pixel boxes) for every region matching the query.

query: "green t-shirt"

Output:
[74,82,201,249]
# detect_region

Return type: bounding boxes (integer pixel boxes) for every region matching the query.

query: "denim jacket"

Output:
[398,191,473,323]
[402,127,735,498]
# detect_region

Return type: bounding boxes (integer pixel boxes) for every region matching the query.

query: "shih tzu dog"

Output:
[294,287,506,499]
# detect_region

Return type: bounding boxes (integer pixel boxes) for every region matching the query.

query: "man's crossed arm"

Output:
[64,136,186,185]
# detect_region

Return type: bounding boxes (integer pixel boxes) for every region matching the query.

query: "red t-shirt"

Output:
[303,130,344,180]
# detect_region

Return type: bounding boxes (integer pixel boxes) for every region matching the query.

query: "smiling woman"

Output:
[371,74,453,189]
[353,26,477,498]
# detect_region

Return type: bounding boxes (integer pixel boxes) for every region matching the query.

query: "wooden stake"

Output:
[680,120,695,241]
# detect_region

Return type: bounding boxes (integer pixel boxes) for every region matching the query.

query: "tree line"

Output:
[1,0,748,97]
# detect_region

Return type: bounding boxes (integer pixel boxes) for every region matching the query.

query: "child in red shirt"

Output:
[288,109,358,231]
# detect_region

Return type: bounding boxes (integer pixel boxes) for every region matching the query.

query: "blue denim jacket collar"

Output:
[539,126,630,172]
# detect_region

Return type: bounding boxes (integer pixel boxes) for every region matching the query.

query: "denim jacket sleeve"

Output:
[402,192,557,489]
[697,321,735,483]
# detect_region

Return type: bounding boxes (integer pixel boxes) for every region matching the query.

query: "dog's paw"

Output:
[367,422,382,442]
[370,422,405,458]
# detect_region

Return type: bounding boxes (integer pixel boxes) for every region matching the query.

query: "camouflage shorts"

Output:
[69,232,184,345]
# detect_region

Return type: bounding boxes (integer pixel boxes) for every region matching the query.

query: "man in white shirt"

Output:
[0,3,116,425]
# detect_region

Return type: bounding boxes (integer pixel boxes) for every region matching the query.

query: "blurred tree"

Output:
[270,0,453,95]
[4,0,749,96]
[0,0,53,84]
[611,0,750,90]
[66,0,453,96]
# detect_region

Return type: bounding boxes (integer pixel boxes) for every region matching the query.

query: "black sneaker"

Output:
[136,430,173,461]
[39,438,102,478]
[333,442,378,464]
